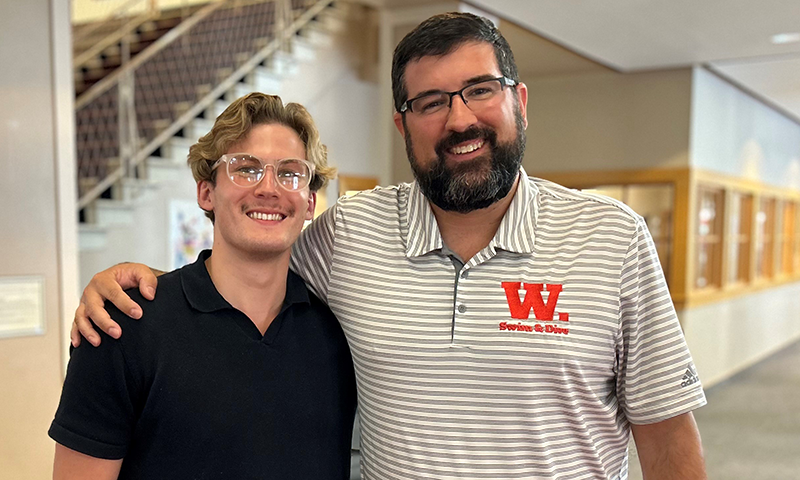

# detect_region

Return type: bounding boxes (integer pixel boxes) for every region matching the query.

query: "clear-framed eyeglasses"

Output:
[210,154,315,191]
[399,76,517,116]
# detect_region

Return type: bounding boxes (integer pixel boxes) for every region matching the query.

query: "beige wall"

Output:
[0,0,77,478]
[524,68,693,175]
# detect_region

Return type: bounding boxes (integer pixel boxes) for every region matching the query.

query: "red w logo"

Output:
[501,282,569,321]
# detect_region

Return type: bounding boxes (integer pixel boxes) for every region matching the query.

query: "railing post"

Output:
[118,31,139,181]
[276,0,292,53]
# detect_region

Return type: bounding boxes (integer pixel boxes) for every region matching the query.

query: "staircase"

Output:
[74,4,206,97]
[76,0,350,270]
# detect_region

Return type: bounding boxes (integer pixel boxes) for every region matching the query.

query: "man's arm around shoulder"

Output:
[53,444,122,480]
[632,412,707,480]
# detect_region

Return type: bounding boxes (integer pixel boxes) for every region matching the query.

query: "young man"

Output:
[50,93,356,479]
[73,13,707,480]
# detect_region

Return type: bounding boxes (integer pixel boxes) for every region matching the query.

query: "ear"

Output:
[197,180,214,213]
[305,191,317,221]
[393,112,405,136]
[516,82,529,129]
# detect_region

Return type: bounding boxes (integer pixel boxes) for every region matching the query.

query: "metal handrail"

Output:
[74,10,157,70]
[72,0,153,45]
[76,0,336,210]
[75,0,226,110]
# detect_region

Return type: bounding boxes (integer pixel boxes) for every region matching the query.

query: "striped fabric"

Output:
[292,168,706,480]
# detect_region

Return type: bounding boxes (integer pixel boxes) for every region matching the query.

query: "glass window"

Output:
[755,197,776,279]
[727,192,753,284]
[695,187,724,289]
[582,184,674,283]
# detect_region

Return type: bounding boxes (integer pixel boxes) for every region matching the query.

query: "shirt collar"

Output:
[181,249,310,313]
[402,167,538,258]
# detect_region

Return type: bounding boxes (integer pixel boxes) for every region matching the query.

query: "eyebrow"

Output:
[408,74,501,99]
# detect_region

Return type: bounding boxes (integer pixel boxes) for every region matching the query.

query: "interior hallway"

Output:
[629,339,800,480]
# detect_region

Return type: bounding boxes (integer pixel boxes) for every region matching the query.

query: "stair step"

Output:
[290,36,316,62]
[267,50,298,77]
[227,82,257,101]
[316,6,348,33]
[147,156,189,183]
[298,23,333,48]
[118,177,161,202]
[204,100,231,120]
[184,117,215,140]
[78,224,108,252]
[248,67,283,94]
[94,199,136,227]
[160,136,195,162]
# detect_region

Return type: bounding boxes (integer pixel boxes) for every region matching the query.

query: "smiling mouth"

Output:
[449,140,484,155]
[247,212,286,221]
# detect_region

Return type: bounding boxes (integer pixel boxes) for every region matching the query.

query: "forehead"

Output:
[403,41,500,96]
[228,123,306,159]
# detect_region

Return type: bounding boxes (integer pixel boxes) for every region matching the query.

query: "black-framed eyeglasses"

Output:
[210,154,315,191]
[399,76,517,116]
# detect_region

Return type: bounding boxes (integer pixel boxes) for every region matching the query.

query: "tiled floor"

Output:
[629,339,800,480]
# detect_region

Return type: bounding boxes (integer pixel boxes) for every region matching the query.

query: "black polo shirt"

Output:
[49,250,356,480]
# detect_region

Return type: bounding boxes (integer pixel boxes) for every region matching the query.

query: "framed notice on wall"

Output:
[0,275,45,339]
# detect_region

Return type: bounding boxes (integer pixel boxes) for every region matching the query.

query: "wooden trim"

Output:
[338,174,379,197]
[533,167,690,302]
[533,166,800,310]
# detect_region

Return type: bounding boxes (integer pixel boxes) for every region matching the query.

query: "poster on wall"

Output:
[0,276,45,339]
[169,199,213,270]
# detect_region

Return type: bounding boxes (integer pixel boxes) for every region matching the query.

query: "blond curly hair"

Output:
[187,93,336,221]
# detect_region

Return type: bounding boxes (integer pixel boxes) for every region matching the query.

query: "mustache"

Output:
[434,126,497,157]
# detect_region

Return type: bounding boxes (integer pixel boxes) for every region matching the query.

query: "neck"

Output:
[430,174,520,262]
[205,242,289,335]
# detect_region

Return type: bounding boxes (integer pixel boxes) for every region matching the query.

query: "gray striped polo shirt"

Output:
[292,169,706,480]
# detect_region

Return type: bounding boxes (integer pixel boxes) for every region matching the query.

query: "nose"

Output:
[444,94,478,132]
[253,166,280,197]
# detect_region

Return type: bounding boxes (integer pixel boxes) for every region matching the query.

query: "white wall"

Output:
[681,283,800,386]
[0,0,78,478]
[690,66,800,189]
[683,66,800,386]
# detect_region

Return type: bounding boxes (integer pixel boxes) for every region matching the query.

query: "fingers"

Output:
[73,263,155,347]
[73,301,110,347]
[113,263,157,304]
[83,285,124,339]
[136,269,158,301]
[70,308,82,348]
[93,268,142,319]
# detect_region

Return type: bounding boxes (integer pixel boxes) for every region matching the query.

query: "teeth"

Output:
[248,212,284,221]
[452,140,483,155]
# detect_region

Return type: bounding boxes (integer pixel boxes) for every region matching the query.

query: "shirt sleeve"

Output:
[291,203,338,302]
[616,217,707,425]
[48,314,139,459]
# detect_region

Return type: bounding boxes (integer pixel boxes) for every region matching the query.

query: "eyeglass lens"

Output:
[411,78,505,115]
[227,155,310,190]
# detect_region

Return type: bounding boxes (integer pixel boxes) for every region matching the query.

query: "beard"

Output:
[405,109,526,214]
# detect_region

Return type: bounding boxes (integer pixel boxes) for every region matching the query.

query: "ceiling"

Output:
[470,0,800,122]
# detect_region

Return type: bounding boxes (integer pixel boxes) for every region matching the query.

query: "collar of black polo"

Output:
[181,249,310,313]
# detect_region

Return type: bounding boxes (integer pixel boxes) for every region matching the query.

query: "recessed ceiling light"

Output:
[771,33,800,44]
